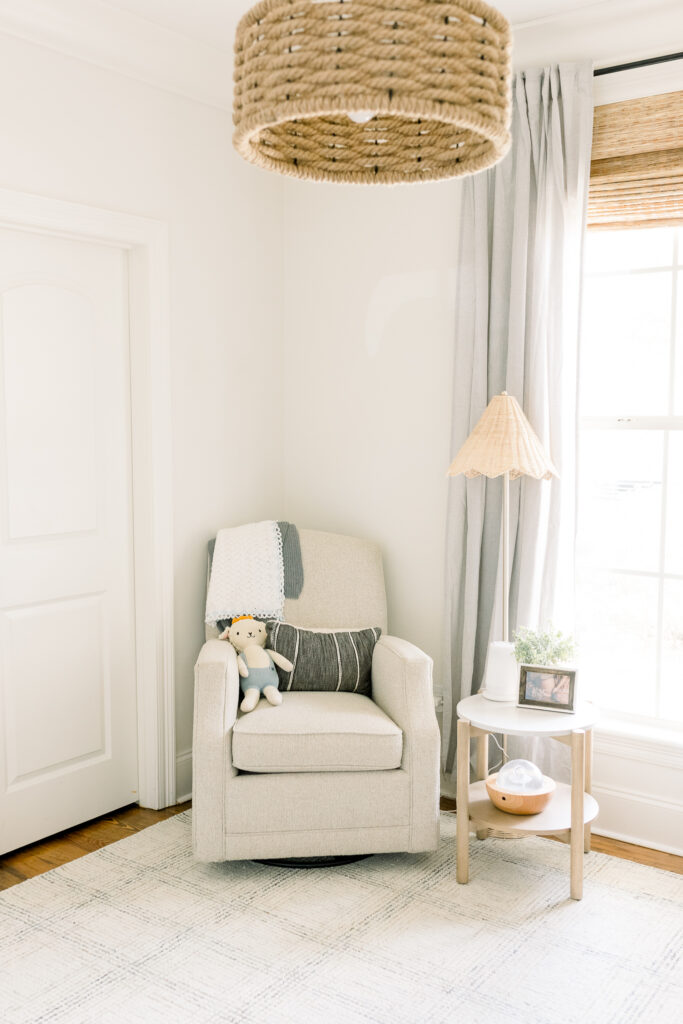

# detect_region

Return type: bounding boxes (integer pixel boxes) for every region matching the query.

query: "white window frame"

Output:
[581,63,683,857]
[579,229,683,728]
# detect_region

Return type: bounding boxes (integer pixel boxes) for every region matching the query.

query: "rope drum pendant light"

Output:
[233,0,512,184]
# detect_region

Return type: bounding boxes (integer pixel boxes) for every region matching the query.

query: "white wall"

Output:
[0,30,284,790]
[282,180,461,691]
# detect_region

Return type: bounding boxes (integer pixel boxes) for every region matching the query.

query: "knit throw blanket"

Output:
[205,521,304,626]
[277,521,304,601]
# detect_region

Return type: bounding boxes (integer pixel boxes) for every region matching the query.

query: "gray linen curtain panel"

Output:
[443,63,594,780]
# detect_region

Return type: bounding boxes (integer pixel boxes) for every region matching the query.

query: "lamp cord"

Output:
[488,733,507,775]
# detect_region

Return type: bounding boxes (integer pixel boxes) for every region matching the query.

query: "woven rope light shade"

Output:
[233,0,512,184]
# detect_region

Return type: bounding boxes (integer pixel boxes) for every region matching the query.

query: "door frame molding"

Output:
[0,188,175,809]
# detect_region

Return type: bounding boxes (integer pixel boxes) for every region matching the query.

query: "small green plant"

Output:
[513,624,576,666]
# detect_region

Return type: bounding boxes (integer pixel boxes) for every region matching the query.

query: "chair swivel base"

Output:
[254,854,372,869]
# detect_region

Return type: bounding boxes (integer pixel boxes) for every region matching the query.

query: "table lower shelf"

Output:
[468,780,599,836]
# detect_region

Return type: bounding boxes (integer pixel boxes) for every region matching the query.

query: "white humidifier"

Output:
[481,641,519,702]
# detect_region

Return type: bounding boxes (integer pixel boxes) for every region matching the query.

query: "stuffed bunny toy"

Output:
[218,616,293,713]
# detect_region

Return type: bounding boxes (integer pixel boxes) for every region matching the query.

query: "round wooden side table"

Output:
[455,694,599,901]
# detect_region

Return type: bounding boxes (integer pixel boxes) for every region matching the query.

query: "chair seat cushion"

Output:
[232,692,402,773]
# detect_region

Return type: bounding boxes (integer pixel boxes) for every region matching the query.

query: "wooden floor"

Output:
[1,798,680,891]
[0,802,190,892]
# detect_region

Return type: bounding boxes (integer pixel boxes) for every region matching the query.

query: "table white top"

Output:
[456,693,599,736]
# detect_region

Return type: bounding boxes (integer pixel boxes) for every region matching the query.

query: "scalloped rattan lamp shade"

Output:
[233,0,512,185]
[447,392,557,644]
[447,393,558,481]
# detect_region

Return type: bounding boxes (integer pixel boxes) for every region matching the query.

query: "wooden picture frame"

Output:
[518,665,576,713]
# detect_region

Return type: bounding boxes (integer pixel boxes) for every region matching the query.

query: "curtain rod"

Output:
[594,51,683,76]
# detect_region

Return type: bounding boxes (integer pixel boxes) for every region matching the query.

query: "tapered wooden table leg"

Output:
[475,732,489,840]
[584,727,593,854]
[456,718,470,883]
[570,730,585,900]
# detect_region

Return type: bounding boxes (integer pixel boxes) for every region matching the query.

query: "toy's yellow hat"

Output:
[231,615,254,624]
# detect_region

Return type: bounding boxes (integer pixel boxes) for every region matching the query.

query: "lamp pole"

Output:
[502,469,509,643]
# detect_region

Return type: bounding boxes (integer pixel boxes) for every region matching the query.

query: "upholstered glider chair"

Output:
[192,529,440,862]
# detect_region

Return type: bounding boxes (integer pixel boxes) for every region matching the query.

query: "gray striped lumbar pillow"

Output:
[266,622,381,696]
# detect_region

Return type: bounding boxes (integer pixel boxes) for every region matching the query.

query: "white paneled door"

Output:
[0,227,138,854]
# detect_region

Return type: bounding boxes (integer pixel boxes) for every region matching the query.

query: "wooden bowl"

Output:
[485,772,556,815]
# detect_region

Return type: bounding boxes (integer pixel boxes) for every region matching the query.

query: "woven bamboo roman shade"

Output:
[233,0,511,184]
[588,90,683,229]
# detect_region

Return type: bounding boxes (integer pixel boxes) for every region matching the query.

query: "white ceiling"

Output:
[101,0,611,53]
[3,1,680,111]
[101,0,239,52]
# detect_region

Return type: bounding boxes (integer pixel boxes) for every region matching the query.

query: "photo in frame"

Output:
[518,664,576,713]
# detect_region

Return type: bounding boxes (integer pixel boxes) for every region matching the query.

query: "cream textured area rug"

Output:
[1,811,681,1024]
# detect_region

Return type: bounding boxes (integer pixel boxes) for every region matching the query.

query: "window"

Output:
[577,226,683,726]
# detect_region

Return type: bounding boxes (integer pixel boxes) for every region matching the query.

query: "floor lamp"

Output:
[447,392,558,700]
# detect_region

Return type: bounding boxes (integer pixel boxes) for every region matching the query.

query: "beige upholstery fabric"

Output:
[283,529,388,633]
[372,636,442,852]
[193,528,439,862]
[232,692,402,773]
[204,527,387,641]
[223,771,411,860]
[192,640,240,862]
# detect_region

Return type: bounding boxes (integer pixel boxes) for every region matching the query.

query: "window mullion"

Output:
[655,248,677,717]
[580,416,683,430]
[655,432,669,720]
[587,265,679,279]
[671,233,679,417]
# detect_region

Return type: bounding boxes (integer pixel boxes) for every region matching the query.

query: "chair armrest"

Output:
[371,635,441,849]
[371,635,438,736]
[195,639,241,728]
[192,639,241,860]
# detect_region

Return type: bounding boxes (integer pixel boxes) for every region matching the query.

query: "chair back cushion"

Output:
[284,529,387,632]
[205,527,387,640]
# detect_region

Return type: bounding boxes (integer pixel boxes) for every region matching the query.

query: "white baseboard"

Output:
[592,825,683,858]
[592,724,683,856]
[176,748,192,805]
[591,783,683,857]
